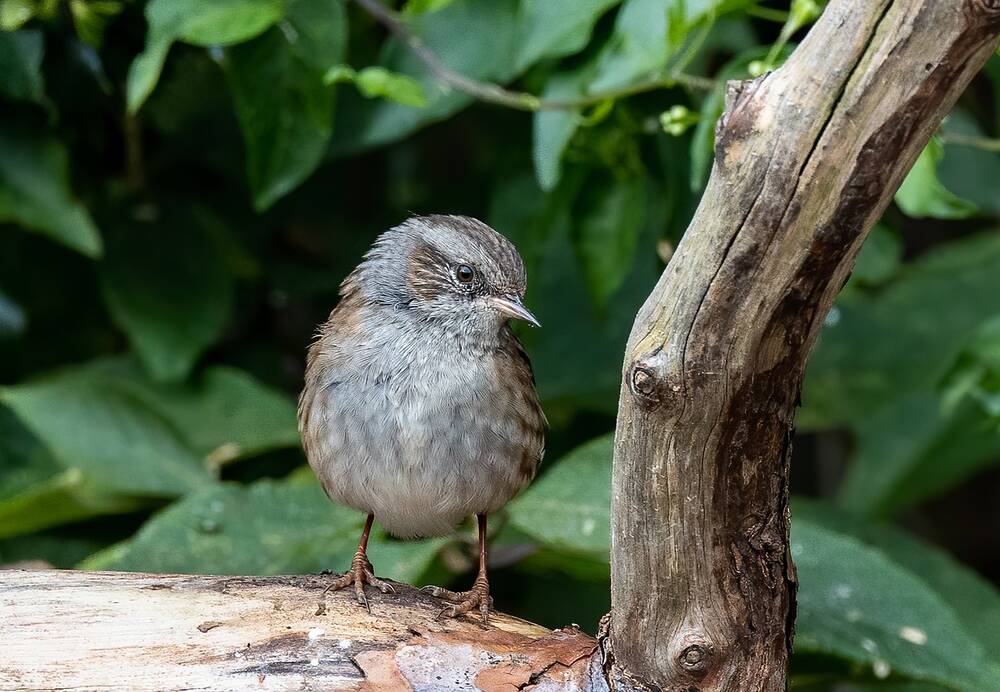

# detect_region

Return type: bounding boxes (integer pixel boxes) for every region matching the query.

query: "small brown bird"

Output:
[298,215,546,623]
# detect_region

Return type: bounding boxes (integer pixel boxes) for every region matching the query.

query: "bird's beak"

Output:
[490,295,541,327]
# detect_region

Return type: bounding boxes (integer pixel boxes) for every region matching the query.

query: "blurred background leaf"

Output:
[895,138,976,220]
[127,0,285,113]
[100,212,236,380]
[0,28,45,103]
[0,126,102,257]
[1,3,999,689]
[225,0,345,210]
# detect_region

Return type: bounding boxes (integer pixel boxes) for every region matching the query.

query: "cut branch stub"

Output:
[627,348,684,411]
[609,1,1000,690]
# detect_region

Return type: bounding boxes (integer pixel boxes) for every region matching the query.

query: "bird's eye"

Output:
[455,264,476,284]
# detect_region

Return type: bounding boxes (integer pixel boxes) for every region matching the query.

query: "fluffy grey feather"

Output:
[298,215,545,538]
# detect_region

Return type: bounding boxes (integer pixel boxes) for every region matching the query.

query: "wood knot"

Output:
[678,644,711,673]
[631,366,657,398]
[678,643,713,678]
[627,351,686,411]
[627,365,663,410]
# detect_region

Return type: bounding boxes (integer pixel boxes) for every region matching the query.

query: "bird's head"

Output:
[350,215,539,336]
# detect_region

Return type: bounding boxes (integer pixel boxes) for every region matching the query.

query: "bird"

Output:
[298,214,546,624]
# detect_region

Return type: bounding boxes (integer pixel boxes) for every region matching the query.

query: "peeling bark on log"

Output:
[0,570,602,691]
[608,1,1000,690]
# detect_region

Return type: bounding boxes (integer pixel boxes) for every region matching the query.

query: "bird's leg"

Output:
[322,513,395,611]
[422,513,493,625]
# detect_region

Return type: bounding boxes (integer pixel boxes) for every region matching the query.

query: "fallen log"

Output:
[0,569,601,691]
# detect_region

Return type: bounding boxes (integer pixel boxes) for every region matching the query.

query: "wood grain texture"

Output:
[608,0,1000,689]
[0,569,602,691]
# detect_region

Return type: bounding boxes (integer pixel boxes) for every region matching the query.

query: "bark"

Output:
[607,1,1000,690]
[0,569,602,691]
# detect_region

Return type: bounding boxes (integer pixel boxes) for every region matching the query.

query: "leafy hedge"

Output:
[1,1,999,688]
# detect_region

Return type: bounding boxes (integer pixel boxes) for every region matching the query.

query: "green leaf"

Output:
[532,63,594,191]
[586,0,740,93]
[83,476,445,579]
[941,316,1000,421]
[226,0,345,210]
[283,0,347,71]
[69,0,124,48]
[798,500,1000,661]
[0,367,211,499]
[330,0,518,155]
[895,138,977,219]
[793,500,1000,690]
[352,67,428,108]
[126,0,285,113]
[802,232,1000,514]
[514,0,621,73]
[0,126,102,257]
[573,177,648,307]
[588,0,675,93]
[0,467,141,539]
[100,214,235,381]
[0,287,26,339]
[0,406,139,538]
[802,232,1000,429]
[507,434,612,557]
[84,357,299,463]
[402,0,457,14]
[0,29,44,103]
[326,65,428,107]
[125,34,173,114]
[0,0,34,31]
[0,356,299,535]
[851,224,902,286]
[937,110,1000,216]
[837,394,1000,516]
[0,400,79,500]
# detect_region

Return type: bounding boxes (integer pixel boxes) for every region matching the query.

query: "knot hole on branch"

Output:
[627,352,681,411]
[677,642,713,679]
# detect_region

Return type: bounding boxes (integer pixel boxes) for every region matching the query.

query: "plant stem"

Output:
[746,5,790,22]
[352,0,715,112]
[939,132,1000,152]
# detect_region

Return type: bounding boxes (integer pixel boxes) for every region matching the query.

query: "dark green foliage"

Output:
[1,2,998,687]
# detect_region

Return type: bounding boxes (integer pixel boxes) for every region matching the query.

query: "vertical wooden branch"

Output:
[608,1,1000,689]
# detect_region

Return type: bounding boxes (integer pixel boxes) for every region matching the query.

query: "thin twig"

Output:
[746,5,789,22]
[939,132,1000,152]
[352,0,714,112]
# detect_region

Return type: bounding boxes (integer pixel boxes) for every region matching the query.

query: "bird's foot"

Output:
[322,549,395,612]
[422,575,493,626]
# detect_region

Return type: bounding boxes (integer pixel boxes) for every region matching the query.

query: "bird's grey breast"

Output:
[303,308,538,537]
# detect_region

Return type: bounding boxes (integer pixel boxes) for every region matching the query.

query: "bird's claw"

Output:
[423,578,493,626]
[321,550,394,613]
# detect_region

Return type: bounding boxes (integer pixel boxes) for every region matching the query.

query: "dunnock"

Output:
[298,215,545,623]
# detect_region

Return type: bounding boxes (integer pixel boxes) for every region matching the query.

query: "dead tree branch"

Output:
[608,1,1000,689]
[1,569,601,691]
